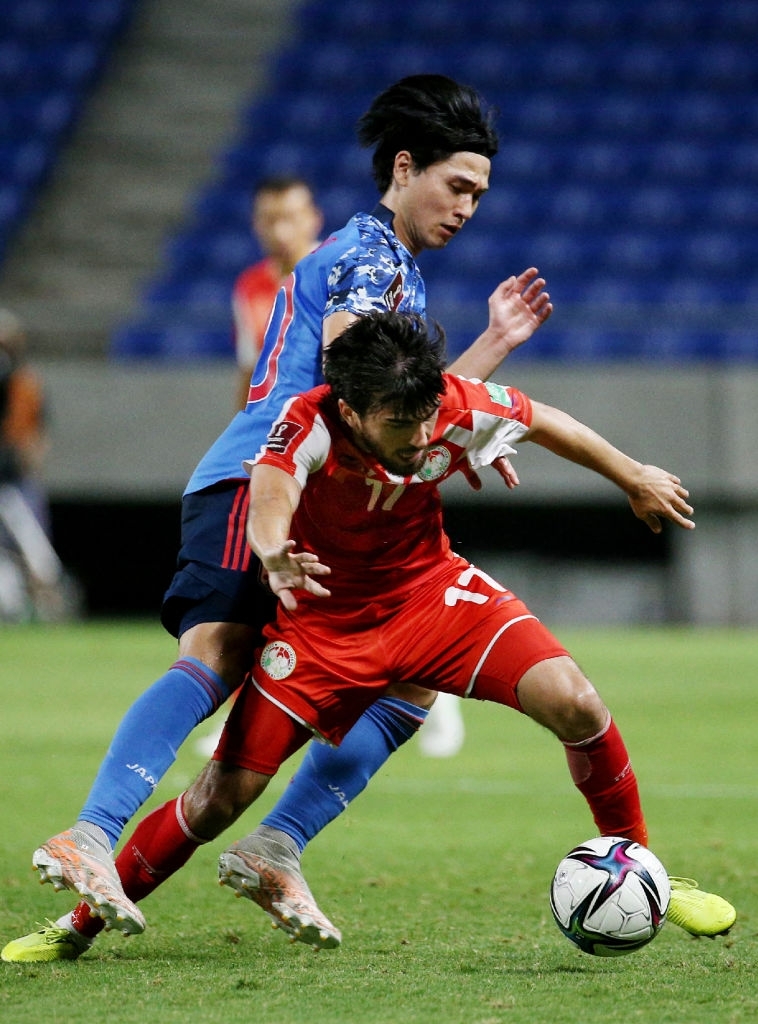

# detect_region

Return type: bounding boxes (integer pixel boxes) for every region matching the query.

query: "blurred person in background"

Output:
[0,309,70,621]
[232,175,324,410]
[0,308,50,532]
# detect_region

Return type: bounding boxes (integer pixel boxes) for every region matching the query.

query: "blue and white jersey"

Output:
[185,205,426,494]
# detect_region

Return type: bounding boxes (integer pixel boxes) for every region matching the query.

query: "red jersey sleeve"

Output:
[440,375,532,470]
[243,388,331,488]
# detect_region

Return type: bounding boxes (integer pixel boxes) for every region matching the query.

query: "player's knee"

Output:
[518,658,607,742]
[179,621,257,689]
[552,683,607,743]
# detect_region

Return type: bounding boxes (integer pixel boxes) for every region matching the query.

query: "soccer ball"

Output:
[550,836,670,957]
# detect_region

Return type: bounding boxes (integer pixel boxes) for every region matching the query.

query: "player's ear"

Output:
[337,398,360,429]
[393,151,414,186]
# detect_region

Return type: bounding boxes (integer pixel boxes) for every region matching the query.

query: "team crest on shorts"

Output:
[417,445,451,481]
[260,641,297,680]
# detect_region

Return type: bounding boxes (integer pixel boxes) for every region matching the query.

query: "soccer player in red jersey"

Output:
[2,79,734,965]
[3,311,733,961]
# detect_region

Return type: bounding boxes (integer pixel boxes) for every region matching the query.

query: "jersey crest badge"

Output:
[417,445,452,481]
[260,641,297,680]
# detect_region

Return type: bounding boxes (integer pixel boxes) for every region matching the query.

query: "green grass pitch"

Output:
[1,621,756,1023]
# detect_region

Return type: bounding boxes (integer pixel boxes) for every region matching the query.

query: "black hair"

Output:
[253,174,315,199]
[323,311,447,419]
[357,74,499,193]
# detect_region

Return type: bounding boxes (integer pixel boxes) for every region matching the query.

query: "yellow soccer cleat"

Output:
[1,922,90,963]
[667,877,736,937]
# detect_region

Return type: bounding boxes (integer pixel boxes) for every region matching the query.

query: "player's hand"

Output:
[487,267,552,356]
[460,455,520,492]
[627,466,695,533]
[263,540,332,610]
[491,455,520,489]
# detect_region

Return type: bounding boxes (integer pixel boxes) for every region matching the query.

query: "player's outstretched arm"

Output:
[448,267,552,380]
[246,464,331,610]
[523,401,696,533]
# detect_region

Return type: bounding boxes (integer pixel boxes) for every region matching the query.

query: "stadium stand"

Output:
[0,0,137,264]
[0,0,755,363]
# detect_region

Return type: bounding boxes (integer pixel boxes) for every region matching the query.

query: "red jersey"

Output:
[232,258,281,370]
[248,374,532,614]
[216,375,569,755]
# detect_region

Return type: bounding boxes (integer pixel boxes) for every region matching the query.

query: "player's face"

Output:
[391,151,490,255]
[252,185,323,272]
[340,400,441,477]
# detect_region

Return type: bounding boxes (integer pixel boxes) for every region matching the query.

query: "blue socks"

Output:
[80,664,428,856]
[262,696,429,851]
[80,658,231,849]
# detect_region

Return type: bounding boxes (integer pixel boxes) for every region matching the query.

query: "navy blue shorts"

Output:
[161,481,277,639]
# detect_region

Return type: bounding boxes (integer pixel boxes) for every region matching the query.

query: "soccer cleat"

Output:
[218,825,341,950]
[32,827,145,936]
[1,922,91,963]
[667,877,736,937]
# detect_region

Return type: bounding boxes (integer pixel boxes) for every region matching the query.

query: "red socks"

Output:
[564,717,648,847]
[115,794,206,902]
[70,794,205,938]
[71,901,105,939]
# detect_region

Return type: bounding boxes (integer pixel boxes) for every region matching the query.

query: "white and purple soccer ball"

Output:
[550,836,670,957]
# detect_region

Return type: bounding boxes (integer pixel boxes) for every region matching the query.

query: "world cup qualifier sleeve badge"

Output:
[260,641,297,680]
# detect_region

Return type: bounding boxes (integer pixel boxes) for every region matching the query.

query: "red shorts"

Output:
[216,556,568,774]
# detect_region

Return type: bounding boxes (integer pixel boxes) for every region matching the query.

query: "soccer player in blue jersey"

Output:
[3,75,553,960]
[1,75,733,963]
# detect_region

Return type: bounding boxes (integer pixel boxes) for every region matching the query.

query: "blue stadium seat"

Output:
[0,0,129,40]
[111,321,233,360]
[0,90,76,141]
[0,0,137,268]
[0,139,52,186]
